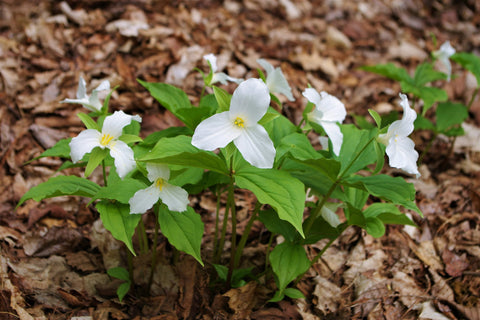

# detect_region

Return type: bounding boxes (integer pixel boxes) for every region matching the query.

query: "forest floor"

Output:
[1,0,480,319]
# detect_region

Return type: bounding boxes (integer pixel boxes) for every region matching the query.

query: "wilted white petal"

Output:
[203,53,218,73]
[146,163,170,182]
[258,59,294,101]
[234,125,275,168]
[302,88,321,106]
[109,140,136,179]
[321,122,343,156]
[257,59,275,75]
[192,112,242,151]
[386,136,420,177]
[129,185,161,214]
[76,76,88,99]
[159,183,189,212]
[102,110,142,138]
[229,78,270,124]
[69,129,101,163]
[316,92,346,123]
[433,41,455,81]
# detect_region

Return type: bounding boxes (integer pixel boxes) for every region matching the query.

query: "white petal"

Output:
[234,125,275,168]
[69,129,101,163]
[320,122,343,156]
[95,80,110,92]
[266,68,294,101]
[129,185,161,214]
[102,110,142,138]
[108,140,136,179]
[316,92,346,123]
[86,91,103,111]
[76,76,88,99]
[302,88,321,106]
[229,78,270,125]
[318,136,329,150]
[191,112,241,151]
[159,183,189,212]
[439,41,455,57]
[147,163,170,182]
[387,95,416,137]
[386,136,420,177]
[204,53,218,73]
[211,72,229,85]
[257,59,275,76]
[225,75,244,84]
[61,97,99,112]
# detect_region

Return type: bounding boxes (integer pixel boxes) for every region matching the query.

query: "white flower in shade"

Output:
[192,78,275,169]
[303,88,346,156]
[62,76,110,111]
[69,111,141,179]
[257,59,294,101]
[378,93,420,177]
[433,41,456,81]
[129,163,189,213]
[203,53,243,85]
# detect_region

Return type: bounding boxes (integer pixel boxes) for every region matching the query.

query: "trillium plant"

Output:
[361,40,480,162]
[20,53,425,303]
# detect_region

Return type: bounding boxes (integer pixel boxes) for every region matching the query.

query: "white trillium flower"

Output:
[192,78,276,169]
[433,41,456,81]
[69,110,141,179]
[378,93,420,178]
[203,53,243,85]
[303,88,346,156]
[129,163,189,213]
[257,59,294,101]
[62,76,111,112]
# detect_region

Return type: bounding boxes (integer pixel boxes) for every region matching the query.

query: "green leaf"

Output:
[364,203,416,226]
[269,243,310,293]
[107,267,130,281]
[157,206,204,266]
[400,82,448,114]
[258,208,298,242]
[118,134,143,144]
[365,217,386,238]
[413,62,447,86]
[213,86,231,112]
[344,175,421,215]
[276,133,321,162]
[303,216,345,244]
[360,63,412,82]
[140,135,229,175]
[235,166,306,237]
[284,288,306,299]
[372,141,385,175]
[27,138,72,163]
[344,203,385,238]
[17,175,100,207]
[77,113,99,130]
[175,107,213,129]
[84,147,109,177]
[258,107,280,126]
[101,85,119,114]
[436,102,469,133]
[368,109,382,128]
[96,201,141,254]
[90,178,147,204]
[169,166,204,187]
[262,111,297,146]
[138,80,198,129]
[116,282,131,302]
[451,52,480,85]
[414,114,436,131]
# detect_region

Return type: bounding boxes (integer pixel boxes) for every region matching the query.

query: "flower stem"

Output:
[226,176,237,287]
[102,159,108,186]
[213,187,222,260]
[233,201,261,269]
[467,87,479,110]
[214,186,231,264]
[147,210,160,294]
[136,218,149,255]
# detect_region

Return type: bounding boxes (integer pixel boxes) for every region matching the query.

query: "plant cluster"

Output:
[19,53,433,302]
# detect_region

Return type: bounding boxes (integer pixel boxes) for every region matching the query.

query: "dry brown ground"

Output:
[1,0,480,319]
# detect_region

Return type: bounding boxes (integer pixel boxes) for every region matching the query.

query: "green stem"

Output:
[102,159,108,186]
[127,249,134,293]
[467,87,479,109]
[137,219,149,255]
[233,202,261,269]
[213,187,222,260]
[296,118,305,131]
[147,210,160,294]
[264,232,275,275]
[419,132,438,165]
[226,176,237,287]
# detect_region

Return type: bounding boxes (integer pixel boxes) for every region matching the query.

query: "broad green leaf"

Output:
[364,203,416,226]
[199,93,218,113]
[138,80,198,129]
[169,166,204,187]
[96,201,141,254]
[157,206,204,266]
[140,135,229,175]
[141,127,193,147]
[360,63,412,82]
[368,109,382,128]
[269,243,310,293]
[344,175,421,215]
[451,52,480,85]
[77,113,99,130]
[27,138,72,164]
[344,203,385,238]
[414,114,436,131]
[258,107,280,126]
[213,265,253,288]
[258,208,298,242]
[276,133,321,162]
[344,185,369,210]
[372,141,385,175]
[235,166,306,236]
[213,86,231,112]
[85,147,109,177]
[90,178,147,204]
[107,267,130,281]
[436,102,469,133]
[302,216,345,244]
[284,288,305,299]
[400,82,448,114]
[336,125,377,177]
[413,62,447,86]
[17,175,100,207]
[123,118,141,136]
[118,134,143,144]
[365,217,386,238]
[116,282,130,302]
[262,111,297,146]
[176,106,213,129]
[353,114,375,130]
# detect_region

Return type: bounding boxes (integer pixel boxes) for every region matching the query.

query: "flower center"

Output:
[155,178,165,191]
[100,133,114,147]
[234,117,245,128]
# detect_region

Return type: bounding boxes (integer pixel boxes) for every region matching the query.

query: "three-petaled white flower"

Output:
[129,163,189,213]
[378,93,420,177]
[192,78,276,169]
[203,54,243,85]
[62,76,110,112]
[433,41,456,81]
[257,59,294,101]
[69,110,141,179]
[303,88,346,156]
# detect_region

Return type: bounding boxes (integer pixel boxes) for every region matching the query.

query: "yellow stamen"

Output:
[155,178,165,191]
[234,117,245,128]
[100,133,114,146]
